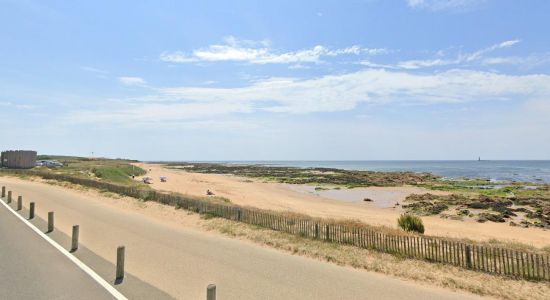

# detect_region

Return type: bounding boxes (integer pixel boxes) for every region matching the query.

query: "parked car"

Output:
[36,160,63,167]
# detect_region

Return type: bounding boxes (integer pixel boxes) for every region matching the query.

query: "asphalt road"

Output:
[0,178,488,300]
[0,199,117,300]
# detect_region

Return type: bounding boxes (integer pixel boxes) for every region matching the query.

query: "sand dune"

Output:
[137,163,550,248]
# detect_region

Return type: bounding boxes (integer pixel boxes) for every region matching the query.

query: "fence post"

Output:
[17,196,22,211]
[466,245,473,269]
[325,224,329,241]
[237,210,241,221]
[7,191,12,203]
[71,225,79,252]
[315,224,319,239]
[116,246,125,281]
[29,202,35,219]
[47,212,54,233]
[1,186,5,198]
[207,284,216,300]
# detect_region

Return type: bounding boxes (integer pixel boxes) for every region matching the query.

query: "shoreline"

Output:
[283,184,450,208]
[135,163,550,248]
[154,160,550,184]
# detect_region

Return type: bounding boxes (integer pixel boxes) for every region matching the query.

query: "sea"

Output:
[210,160,550,184]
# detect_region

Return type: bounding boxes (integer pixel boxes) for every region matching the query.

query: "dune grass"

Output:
[201,216,550,300]
[33,155,146,186]
[398,214,425,233]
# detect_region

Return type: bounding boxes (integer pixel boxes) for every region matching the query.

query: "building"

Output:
[0,150,37,169]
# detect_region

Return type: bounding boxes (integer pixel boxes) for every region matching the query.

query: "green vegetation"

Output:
[214,196,232,203]
[164,162,437,187]
[397,214,425,234]
[34,155,146,186]
[91,164,144,184]
[403,190,550,229]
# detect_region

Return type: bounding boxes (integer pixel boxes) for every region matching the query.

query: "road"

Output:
[0,177,487,299]
[0,198,117,300]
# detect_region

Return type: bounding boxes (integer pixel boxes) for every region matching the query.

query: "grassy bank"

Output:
[202,216,550,300]
[34,155,146,186]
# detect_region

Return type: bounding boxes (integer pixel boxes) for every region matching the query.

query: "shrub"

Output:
[398,214,425,234]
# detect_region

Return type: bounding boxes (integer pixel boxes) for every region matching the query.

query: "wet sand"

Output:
[285,184,449,208]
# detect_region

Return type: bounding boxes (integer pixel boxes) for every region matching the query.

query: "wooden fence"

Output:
[3,169,549,281]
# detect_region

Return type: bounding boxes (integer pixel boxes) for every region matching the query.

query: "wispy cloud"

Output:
[463,39,520,61]
[80,66,109,74]
[160,36,387,65]
[482,53,550,68]
[406,0,487,11]
[394,39,520,69]
[68,69,550,126]
[0,101,36,110]
[119,76,147,86]
[358,60,398,69]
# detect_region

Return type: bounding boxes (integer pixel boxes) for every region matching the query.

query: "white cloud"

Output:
[70,102,250,124]
[406,0,487,11]
[406,0,426,7]
[69,69,550,125]
[119,76,147,86]
[395,39,520,69]
[358,60,397,69]
[0,101,36,110]
[483,57,520,65]
[462,39,520,61]
[80,66,109,74]
[397,58,454,69]
[482,53,550,68]
[161,69,550,108]
[288,64,310,70]
[158,52,198,63]
[160,37,386,65]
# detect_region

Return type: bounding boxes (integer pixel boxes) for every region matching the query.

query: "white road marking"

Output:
[0,195,128,300]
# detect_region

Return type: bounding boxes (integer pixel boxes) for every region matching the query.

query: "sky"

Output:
[1,0,549,160]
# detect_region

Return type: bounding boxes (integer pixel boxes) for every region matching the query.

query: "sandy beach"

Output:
[0,176,491,300]
[137,163,550,248]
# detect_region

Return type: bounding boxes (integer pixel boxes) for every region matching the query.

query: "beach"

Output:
[136,163,550,248]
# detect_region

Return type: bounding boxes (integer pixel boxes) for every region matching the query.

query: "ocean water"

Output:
[216,160,550,184]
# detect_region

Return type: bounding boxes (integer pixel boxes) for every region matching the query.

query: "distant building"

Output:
[1,150,37,169]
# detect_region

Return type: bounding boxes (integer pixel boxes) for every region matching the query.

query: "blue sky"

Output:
[1,0,549,160]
